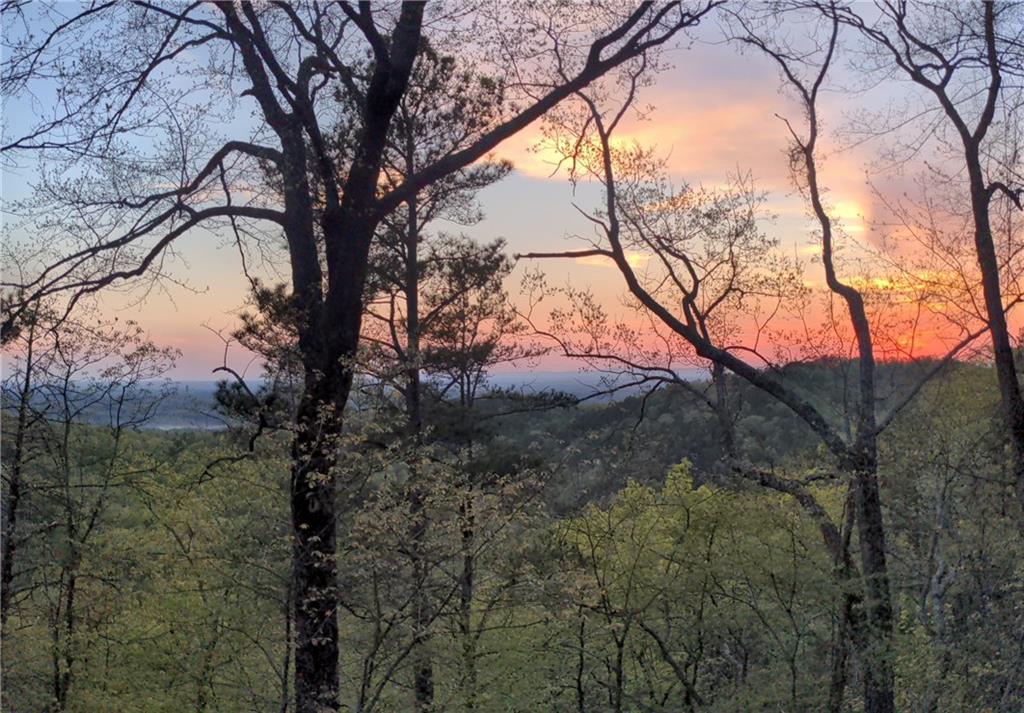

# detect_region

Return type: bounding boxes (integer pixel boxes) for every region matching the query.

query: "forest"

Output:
[1,2,1023,712]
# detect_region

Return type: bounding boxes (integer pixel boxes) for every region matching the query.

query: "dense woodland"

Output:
[3,2,1024,712]
[3,351,1021,712]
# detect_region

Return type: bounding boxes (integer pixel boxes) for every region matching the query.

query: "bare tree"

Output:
[831,0,1024,519]
[1,299,175,711]
[519,166,798,462]
[523,5,993,711]
[1,3,721,709]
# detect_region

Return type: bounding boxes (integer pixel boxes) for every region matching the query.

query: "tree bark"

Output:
[405,178,435,713]
[280,573,294,713]
[711,362,736,460]
[458,499,478,711]
[828,595,851,713]
[289,204,380,712]
[846,454,894,713]
[287,203,383,712]
[966,155,1024,517]
[576,611,587,713]
[2,315,34,631]
[290,405,342,713]
[828,490,858,713]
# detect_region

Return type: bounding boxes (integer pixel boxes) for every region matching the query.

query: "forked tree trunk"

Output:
[287,206,376,711]
[289,243,374,713]
[287,124,411,713]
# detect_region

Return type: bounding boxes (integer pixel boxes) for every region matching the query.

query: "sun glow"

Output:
[573,251,648,270]
[831,200,869,234]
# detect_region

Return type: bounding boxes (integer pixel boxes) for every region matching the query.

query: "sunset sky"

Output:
[5,17,983,379]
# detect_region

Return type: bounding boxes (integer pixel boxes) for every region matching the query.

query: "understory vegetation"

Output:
[4,360,1021,712]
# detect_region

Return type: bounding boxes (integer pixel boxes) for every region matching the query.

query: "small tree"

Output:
[1,300,175,710]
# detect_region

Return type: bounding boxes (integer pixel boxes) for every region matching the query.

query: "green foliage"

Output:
[881,363,1024,710]
[3,429,291,712]
[4,361,1023,711]
[545,463,839,712]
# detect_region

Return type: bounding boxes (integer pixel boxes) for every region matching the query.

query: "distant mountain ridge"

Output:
[141,370,709,431]
[41,361,965,432]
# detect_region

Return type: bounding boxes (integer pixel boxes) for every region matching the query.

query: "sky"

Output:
[3,10,990,380]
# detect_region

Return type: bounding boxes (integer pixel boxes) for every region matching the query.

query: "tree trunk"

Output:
[828,592,852,713]
[410,490,434,713]
[848,457,894,713]
[52,565,77,711]
[286,56,424,709]
[828,490,859,713]
[2,407,26,629]
[711,362,736,460]
[576,612,587,713]
[404,188,435,713]
[281,575,293,713]
[291,387,342,713]
[459,498,478,711]
[2,316,35,631]
[276,121,345,713]
[286,138,389,713]
[612,633,626,713]
[967,159,1024,518]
